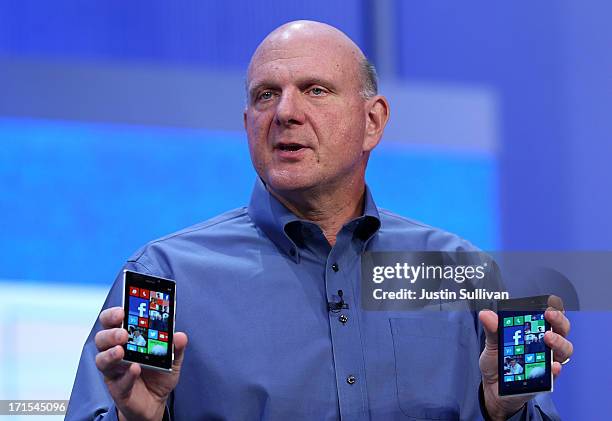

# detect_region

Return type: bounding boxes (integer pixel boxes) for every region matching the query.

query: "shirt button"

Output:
[339,314,348,324]
[346,375,356,385]
[332,263,339,272]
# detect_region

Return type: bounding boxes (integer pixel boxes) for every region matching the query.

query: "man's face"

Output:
[244,27,371,195]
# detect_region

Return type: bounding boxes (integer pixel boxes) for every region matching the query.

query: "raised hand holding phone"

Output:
[477,295,573,420]
[93,271,188,421]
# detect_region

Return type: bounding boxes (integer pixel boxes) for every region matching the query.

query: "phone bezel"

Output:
[121,270,176,372]
[497,296,553,397]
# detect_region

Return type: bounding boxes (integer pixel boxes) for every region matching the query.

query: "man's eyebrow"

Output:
[295,77,337,90]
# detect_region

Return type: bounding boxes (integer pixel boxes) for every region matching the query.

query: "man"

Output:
[129,329,146,348]
[66,21,573,420]
[507,358,524,375]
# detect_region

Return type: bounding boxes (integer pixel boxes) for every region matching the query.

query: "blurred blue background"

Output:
[0,1,610,419]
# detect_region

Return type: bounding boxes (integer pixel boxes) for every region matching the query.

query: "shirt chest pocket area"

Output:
[389,317,473,420]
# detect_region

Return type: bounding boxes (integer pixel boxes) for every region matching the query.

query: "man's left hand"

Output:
[478,297,573,421]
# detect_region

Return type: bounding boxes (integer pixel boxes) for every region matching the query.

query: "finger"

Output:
[171,332,189,371]
[545,308,571,337]
[95,328,128,352]
[544,331,574,363]
[96,344,130,380]
[99,307,124,329]
[110,362,141,401]
[478,310,499,350]
[547,295,565,313]
[552,361,562,379]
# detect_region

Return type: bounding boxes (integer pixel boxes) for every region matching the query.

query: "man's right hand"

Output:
[95,307,188,421]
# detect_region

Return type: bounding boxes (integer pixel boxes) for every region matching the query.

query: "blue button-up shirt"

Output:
[66,178,560,420]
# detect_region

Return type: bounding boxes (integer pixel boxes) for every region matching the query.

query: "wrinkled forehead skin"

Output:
[246,20,366,96]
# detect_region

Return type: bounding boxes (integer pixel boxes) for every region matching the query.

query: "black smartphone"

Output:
[497,295,552,396]
[122,270,176,372]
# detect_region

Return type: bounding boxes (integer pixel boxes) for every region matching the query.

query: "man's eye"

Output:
[308,87,326,96]
[259,91,273,101]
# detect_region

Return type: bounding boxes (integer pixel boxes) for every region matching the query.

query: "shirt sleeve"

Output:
[64,261,147,421]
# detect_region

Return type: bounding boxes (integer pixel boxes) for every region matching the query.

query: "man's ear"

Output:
[363,95,390,152]
[243,109,248,130]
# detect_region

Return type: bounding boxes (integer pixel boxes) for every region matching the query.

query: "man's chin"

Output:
[264,173,319,194]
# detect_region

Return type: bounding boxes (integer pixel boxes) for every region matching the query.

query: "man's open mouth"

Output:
[277,143,306,152]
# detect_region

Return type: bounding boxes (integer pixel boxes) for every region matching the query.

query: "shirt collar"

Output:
[247,177,381,262]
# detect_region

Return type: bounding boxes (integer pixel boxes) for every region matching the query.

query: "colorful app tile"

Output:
[149,329,158,340]
[536,352,546,362]
[504,347,514,356]
[137,346,147,353]
[525,362,546,379]
[129,287,140,297]
[140,289,150,299]
[504,375,514,382]
[504,327,524,347]
[514,345,524,355]
[524,315,532,322]
[138,317,148,328]
[158,331,168,342]
[128,326,147,347]
[513,316,524,325]
[128,315,138,326]
[525,340,546,354]
[148,339,168,356]
[515,374,524,381]
[129,297,149,318]
[525,353,535,363]
[127,344,137,351]
[164,293,170,302]
[504,317,514,327]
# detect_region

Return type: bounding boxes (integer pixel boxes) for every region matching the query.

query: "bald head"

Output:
[247,20,377,100]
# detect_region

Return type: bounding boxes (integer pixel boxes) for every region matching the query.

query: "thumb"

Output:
[172,332,188,371]
[479,310,499,351]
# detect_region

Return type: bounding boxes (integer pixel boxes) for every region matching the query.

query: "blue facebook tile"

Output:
[504,327,524,347]
[128,296,149,318]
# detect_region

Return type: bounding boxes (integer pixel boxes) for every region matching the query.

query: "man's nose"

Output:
[274,89,305,127]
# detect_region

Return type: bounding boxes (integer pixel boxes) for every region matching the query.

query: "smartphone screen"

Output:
[497,296,552,396]
[122,270,176,371]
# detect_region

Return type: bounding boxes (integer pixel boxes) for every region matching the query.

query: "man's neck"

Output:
[268,180,366,246]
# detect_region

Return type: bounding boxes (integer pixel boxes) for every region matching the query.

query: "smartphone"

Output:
[497,295,552,396]
[122,270,176,372]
